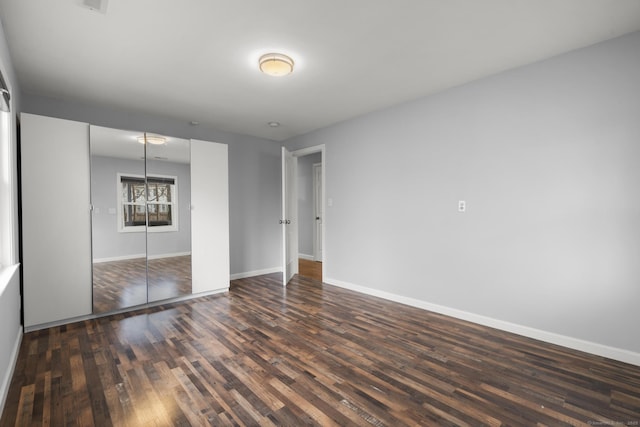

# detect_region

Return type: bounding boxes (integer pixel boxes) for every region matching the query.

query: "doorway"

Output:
[296,153,322,281]
[281,145,325,285]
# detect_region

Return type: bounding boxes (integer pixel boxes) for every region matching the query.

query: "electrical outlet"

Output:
[458,200,466,212]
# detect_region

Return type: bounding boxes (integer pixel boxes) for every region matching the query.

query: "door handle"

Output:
[316,217,320,220]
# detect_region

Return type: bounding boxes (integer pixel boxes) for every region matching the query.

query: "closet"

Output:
[20,113,229,329]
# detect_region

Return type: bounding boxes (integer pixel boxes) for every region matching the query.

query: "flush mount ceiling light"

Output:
[137,135,166,145]
[259,53,294,77]
[268,121,280,127]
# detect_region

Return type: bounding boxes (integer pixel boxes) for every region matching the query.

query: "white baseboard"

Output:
[0,325,22,416]
[93,252,191,263]
[298,253,314,261]
[231,267,281,280]
[324,276,640,367]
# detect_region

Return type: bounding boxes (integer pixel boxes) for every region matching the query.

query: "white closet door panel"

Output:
[191,139,229,293]
[21,113,92,328]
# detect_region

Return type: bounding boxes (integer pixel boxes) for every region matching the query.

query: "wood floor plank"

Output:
[2,273,640,426]
[13,384,34,427]
[299,259,322,281]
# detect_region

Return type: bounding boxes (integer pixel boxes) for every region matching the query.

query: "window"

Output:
[118,174,178,232]
[0,68,14,267]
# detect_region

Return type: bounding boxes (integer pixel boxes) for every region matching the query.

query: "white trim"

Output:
[93,251,190,263]
[0,324,21,416]
[292,145,323,158]
[324,276,640,367]
[291,144,326,280]
[298,253,314,261]
[0,93,15,267]
[312,162,322,262]
[230,266,281,280]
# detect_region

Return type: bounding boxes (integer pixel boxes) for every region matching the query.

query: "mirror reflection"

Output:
[146,135,191,303]
[90,126,191,313]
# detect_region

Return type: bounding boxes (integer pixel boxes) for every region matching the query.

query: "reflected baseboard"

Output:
[93,252,191,263]
[147,252,191,260]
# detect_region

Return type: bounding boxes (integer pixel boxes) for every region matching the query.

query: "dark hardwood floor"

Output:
[2,273,639,426]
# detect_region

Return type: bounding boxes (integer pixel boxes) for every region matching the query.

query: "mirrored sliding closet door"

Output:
[20,113,227,329]
[145,134,192,303]
[90,126,192,313]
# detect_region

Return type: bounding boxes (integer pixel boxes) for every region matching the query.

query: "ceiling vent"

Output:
[82,0,108,14]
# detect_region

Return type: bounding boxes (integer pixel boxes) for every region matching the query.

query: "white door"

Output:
[21,114,92,328]
[313,163,323,261]
[191,139,230,294]
[282,147,298,285]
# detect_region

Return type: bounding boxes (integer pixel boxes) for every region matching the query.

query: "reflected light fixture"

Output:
[259,53,294,77]
[137,135,166,145]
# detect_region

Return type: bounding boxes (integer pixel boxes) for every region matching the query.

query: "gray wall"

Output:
[0,17,22,414]
[91,156,191,260]
[297,153,321,257]
[21,94,282,276]
[286,32,640,355]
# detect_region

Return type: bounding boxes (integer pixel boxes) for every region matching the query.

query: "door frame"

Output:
[312,162,323,262]
[287,144,326,281]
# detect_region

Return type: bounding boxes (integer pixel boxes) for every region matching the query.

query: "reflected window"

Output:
[118,174,178,232]
[121,176,146,227]
[146,177,175,227]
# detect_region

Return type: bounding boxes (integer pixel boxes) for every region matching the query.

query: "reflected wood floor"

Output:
[2,273,640,426]
[92,255,192,313]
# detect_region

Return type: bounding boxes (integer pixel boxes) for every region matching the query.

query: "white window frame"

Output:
[117,173,178,233]
[0,68,15,269]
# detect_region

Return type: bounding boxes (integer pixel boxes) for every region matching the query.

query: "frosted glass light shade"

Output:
[259,53,294,76]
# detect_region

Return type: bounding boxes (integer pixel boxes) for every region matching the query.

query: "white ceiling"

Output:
[1,0,640,141]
